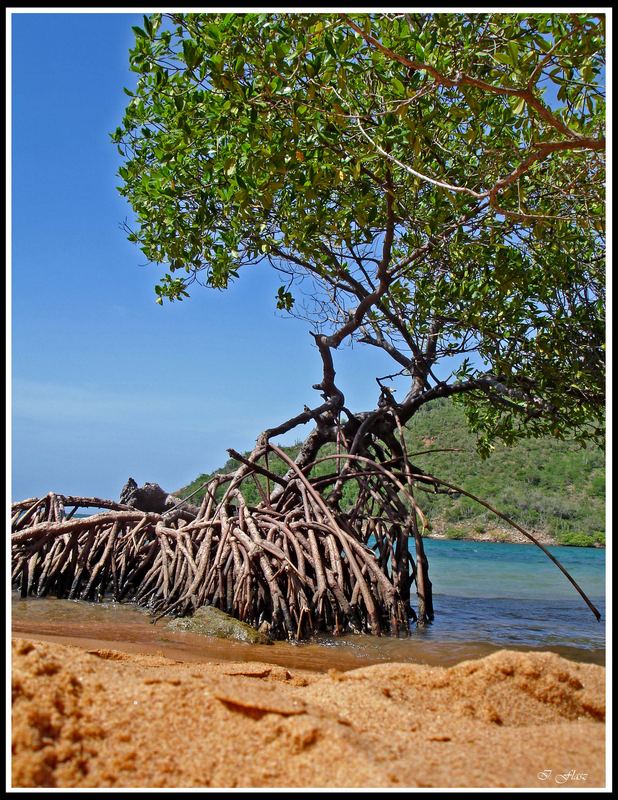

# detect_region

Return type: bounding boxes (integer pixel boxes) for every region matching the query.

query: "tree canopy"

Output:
[12,13,606,639]
[113,12,605,454]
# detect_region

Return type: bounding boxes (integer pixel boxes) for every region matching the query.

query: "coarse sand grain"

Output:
[11,637,605,789]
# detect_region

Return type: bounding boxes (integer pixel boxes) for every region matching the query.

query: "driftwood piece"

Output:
[119,477,200,519]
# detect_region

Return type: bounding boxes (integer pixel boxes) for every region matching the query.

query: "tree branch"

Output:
[342,14,600,142]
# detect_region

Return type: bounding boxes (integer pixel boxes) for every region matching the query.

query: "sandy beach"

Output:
[11,636,605,789]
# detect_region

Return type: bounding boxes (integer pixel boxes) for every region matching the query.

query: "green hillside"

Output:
[177,399,605,547]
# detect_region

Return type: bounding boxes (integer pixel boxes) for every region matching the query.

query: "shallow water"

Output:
[421,538,605,652]
[11,539,606,670]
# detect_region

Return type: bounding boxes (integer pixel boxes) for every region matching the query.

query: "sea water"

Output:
[415,538,605,650]
[11,539,606,669]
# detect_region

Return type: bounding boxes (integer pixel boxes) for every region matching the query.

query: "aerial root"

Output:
[12,440,600,636]
[11,446,417,639]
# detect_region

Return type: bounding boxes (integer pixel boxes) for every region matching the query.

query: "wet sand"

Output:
[11,636,605,789]
[11,595,605,671]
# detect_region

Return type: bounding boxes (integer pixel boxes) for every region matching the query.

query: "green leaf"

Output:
[325,36,338,59]
[182,40,201,70]
[392,77,405,95]
[494,52,513,66]
[512,96,526,115]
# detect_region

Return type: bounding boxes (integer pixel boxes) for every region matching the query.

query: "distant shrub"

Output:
[558,532,594,547]
[589,473,605,497]
[445,528,467,540]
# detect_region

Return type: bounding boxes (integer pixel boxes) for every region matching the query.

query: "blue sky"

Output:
[10,12,400,501]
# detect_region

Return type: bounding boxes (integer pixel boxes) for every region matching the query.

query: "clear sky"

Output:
[10,11,400,502]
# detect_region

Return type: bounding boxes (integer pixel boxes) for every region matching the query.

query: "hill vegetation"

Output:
[177,399,605,548]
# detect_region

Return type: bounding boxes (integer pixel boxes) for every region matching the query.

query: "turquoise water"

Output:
[414,539,605,651]
[422,538,604,600]
[12,538,606,664]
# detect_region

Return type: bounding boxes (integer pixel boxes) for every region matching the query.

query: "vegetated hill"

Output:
[176,399,605,547]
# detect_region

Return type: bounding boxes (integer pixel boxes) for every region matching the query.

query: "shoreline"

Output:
[11,635,606,789]
[12,619,606,670]
[422,529,605,548]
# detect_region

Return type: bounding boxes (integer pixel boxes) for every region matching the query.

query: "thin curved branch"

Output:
[357,117,604,221]
[342,14,601,142]
[409,471,602,621]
